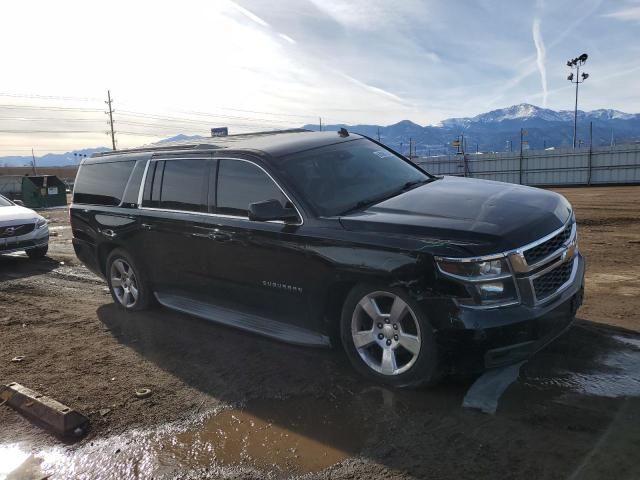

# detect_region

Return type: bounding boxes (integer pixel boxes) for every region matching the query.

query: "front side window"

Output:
[142,159,209,212]
[216,159,287,217]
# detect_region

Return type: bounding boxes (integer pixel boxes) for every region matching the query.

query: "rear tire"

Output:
[26,245,48,259]
[340,284,442,389]
[106,249,152,311]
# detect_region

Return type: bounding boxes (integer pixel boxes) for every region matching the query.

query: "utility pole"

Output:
[319,117,322,131]
[567,53,589,149]
[31,148,37,175]
[377,127,381,142]
[409,137,412,159]
[105,90,116,151]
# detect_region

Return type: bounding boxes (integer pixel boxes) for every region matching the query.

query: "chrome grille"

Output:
[523,222,573,265]
[532,260,574,301]
[0,223,35,238]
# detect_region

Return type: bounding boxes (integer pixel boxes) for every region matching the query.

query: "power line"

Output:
[0,92,320,119]
[0,102,323,129]
[0,116,106,122]
[0,103,103,112]
[0,130,105,134]
[0,92,103,102]
[118,109,298,126]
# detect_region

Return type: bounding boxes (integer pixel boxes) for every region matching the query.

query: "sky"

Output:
[0,0,639,156]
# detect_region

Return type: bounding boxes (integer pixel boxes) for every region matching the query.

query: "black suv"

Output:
[71,130,584,388]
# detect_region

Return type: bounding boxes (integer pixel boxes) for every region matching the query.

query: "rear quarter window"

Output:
[73,160,136,206]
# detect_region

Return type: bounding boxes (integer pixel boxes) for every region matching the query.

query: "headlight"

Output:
[435,256,519,308]
[436,257,508,280]
[36,218,48,229]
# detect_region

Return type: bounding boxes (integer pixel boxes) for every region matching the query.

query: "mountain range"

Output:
[304,104,640,155]
[1,104,638,166]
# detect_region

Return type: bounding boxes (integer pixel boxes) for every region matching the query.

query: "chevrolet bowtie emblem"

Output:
[563,243,577,263]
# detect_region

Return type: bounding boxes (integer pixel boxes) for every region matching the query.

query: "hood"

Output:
[339,176,572,256]
[0,205,41,225]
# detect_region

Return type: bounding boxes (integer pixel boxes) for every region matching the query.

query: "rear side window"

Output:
[216,159,287,217]
[142,159,209,212]
[74,160,135,206]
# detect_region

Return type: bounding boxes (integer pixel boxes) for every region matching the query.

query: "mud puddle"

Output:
[9,396,369,479]
[159,397,365,474]
[524,333,640,398]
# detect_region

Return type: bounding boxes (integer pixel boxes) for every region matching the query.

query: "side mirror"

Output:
[13,200,25,207]
[248,199,299,223]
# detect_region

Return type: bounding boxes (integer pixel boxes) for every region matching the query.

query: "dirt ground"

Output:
[553,186,640,332]
[1,186,639,479]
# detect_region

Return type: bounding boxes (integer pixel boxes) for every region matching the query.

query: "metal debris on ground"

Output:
[135,388,152,399]
[11,356,25,363]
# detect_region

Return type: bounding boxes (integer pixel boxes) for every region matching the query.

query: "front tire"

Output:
[26,245,48,259]
[340,284,441,389]
[106,249,152,311]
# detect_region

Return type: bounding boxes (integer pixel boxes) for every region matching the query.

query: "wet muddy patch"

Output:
[158,397,366,475]
[523,328,640,398]
[12,395,370,479]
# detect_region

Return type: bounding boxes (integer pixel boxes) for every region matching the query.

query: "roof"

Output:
[92,129,362,160]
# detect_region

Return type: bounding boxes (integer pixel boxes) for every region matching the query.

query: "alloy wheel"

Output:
[110,258,139,308]
[351,291,421,376]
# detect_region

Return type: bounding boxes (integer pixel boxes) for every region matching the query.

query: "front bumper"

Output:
[0,229,49,254]
[439,252,585,372]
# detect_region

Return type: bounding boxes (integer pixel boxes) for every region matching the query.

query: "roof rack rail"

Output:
[93,128,312,157]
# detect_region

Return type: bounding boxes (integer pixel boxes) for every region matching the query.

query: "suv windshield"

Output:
[275,139,432,216]
[0,195,13,207]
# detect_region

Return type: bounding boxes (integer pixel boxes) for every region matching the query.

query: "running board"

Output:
[154,292,330,348]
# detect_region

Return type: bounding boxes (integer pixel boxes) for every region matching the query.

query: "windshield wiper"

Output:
[339,177,437,216]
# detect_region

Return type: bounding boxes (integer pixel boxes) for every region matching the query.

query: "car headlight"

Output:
[36,218,48,229]
[436,257,508,279]
[435,256,519,308]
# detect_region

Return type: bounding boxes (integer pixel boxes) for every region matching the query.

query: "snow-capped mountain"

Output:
[436,104,637,127]
[306,103,640,153]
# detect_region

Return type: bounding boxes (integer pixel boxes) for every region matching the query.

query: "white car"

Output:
[0,194,49,259]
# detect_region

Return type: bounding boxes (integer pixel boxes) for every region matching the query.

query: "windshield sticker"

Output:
[372,150,393,158]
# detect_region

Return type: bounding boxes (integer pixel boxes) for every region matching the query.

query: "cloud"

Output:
[228,1,270,28]
[278,33,296,44]
[337,72,408,105]
[603,6,640,22]
[532,18,548,107]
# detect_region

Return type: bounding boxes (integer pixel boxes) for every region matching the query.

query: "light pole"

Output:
[567,53,589,149]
